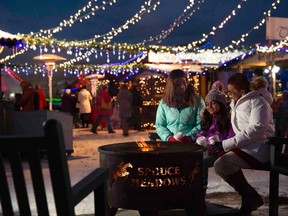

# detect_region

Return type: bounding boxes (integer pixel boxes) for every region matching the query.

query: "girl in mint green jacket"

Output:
[155,69,205,142]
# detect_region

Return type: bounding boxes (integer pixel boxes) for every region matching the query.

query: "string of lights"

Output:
[256,37,288,53]
[187,0,248,49]
[25,0,118,38]
[74,0,161,44]
[0,0,284,69]
[3,0,159,63]
[215,0,282,53]
[138,0,203,45]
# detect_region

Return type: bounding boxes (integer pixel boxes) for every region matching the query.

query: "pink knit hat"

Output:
[205,81,226,105]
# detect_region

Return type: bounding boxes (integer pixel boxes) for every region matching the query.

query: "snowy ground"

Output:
[2,127,288,215]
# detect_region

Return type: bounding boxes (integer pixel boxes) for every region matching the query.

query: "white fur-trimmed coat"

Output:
[223,88,275,163]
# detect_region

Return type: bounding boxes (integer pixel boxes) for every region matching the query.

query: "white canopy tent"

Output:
[1,69,21,98]
[0,30,22,41]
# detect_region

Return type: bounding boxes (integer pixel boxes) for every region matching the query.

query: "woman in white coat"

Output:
[212,73,275,215]
[78,85,92,128]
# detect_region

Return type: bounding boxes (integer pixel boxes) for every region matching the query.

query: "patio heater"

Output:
[84,74,105,97]
[33,54,66,111]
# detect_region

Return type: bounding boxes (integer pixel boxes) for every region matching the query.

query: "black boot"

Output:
[225,170,263,215]
[108,126,115,133]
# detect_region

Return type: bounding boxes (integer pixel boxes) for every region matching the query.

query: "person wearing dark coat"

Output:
[61,89,73,114]
[131,85,144,131]
[17,81,35,111]
[34,84,46,110]
[116,84,132,136]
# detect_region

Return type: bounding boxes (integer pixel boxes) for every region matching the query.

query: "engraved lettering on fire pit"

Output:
[131,161,201,188]
[111,162,133,186]
[189,161,200,187]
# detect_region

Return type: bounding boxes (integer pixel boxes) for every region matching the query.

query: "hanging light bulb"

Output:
[272,65,280,73]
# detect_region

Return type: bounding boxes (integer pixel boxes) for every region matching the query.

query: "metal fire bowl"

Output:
[98,141,204,211]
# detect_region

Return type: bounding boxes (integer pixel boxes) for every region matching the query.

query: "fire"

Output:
[136,141,161,152]
[136,141,151,152]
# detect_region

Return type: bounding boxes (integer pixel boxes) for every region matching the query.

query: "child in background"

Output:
[250,76,273,102]
[196,81,234,190]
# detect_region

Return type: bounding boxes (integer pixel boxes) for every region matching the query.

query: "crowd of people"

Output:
[16,81,46,111]
[58,83,144,137]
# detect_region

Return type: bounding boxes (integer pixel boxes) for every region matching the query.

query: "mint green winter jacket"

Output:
[155,96,205,141]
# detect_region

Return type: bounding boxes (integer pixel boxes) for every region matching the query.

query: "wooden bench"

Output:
[148,112,288,216]
[0,119,109,216]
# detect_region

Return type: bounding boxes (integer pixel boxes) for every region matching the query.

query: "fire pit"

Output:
[98,141,205,215]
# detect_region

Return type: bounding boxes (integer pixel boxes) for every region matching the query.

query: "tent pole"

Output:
[0,64,4,134]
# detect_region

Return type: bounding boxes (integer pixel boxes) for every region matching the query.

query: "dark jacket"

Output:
[61,93,73,113]
[131,88,143,107]
[17,84,35,111]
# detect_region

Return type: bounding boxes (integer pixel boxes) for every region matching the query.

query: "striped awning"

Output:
[0,30,22,47]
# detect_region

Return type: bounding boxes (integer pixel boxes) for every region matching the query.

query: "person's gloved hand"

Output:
[173,132,183,141]
[168,136,179,142]
[213,142,224,154]
[181,136,192,143]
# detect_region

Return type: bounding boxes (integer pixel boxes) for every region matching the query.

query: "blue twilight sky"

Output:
[0,0,288,64]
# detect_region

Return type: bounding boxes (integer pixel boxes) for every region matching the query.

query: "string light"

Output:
[218,0,282,52]
[187,0,248,49]
[256,37,288,53]
[139,0,204,45]
[74,0,161,44]
[26,0,118,38]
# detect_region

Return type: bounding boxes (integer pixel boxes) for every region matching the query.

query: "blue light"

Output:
[15,41,24,48]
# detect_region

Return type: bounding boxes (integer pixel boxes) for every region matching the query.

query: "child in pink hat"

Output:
[196,81,234,191]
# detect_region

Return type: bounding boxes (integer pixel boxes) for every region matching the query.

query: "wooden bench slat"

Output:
[8,151,32,216]
[27,150,50,215]
[0,152,14,215]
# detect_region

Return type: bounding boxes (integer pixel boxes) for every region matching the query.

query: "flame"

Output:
[136,141,162,152]
[136,141,152,152]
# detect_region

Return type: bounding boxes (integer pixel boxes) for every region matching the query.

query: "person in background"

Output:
[116,83,133,136]
[250,76,273,104]
[34,84,46,110]
[61,88,73,114]
[278,90,288,137]
[155,69,205,142]
[78,85,92,128]
[72,89,81,129]
[131,85,144,131]
[91,85,115,134]
[17,81,35,111]
[212,73,275,215]
[278,90,288,113]
[252,68,264,79]
[251,75,269,90]
[196,81,234,192]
